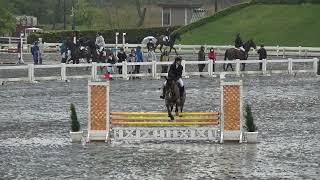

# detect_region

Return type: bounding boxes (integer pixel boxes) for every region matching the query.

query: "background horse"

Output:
[155,33,181,55]
[164,78,186,120]
[224,39,256,71]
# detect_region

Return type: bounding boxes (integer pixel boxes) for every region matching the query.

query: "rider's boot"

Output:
[160,87,166,99]
[179,86,184,98]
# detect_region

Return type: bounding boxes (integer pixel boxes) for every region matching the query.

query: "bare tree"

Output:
[135,0,146,27]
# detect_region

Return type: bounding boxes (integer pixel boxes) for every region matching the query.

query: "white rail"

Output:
[0,58,318,83]
[1,42,320,57]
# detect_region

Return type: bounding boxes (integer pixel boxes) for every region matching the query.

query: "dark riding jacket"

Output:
[235,35,243,48]
[257,47,267,60]
[168,62,183,81]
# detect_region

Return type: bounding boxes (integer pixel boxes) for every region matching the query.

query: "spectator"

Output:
[60,40,67,63]
[31,41,39,64]
[117,47,127,74]
[16,39,24,64]
[135,46,143,74]
[147,46,157,73]
[106,49,116,80]
[128,49,136,75]
[257,44,267,70]
[198,46,206,77]
[208,47,217,72]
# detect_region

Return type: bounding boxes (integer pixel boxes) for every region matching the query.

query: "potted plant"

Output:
[244,103,258,143]
[69,103,83,142]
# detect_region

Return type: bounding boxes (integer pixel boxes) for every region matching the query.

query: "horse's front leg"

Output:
[172,47,178,56]
[167,105,174,121]
[241,63,246,71]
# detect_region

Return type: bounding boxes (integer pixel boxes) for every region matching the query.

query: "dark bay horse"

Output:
[155,33,181,55]
[224,39,256,71]
[65,38,97,64]
[164,78,186,120]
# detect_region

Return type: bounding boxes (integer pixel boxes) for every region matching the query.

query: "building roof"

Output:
[158,2,202,8]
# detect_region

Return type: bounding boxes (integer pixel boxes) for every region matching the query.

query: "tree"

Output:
[0,0,15,35]
[135,0,146,26]
[76,0,89,26]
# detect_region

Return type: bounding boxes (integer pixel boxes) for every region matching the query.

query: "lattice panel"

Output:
[112,127,220,141]
[223,85,240,131]
[90,85,107,130]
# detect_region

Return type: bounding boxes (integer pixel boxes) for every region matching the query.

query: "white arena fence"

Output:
[0,58,318,83]
[1,41,320,57]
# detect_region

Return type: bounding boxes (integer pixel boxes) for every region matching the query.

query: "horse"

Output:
[64,38,98,64]
[224,39,256,71]
[164,77,186,121]
[155,33,181,55]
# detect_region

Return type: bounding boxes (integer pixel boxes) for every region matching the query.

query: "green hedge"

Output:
[27,26,181,44]
[251,0,320,4]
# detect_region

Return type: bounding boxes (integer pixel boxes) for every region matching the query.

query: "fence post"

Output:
[236,59,240,77]
[61,63,66,81]
[262,59,267,75]
[122,61,128,80]
[276,45,279,56]
[115,32,119,54]
[298,46,302,56]
[182,60,188,78]
[315,58,320,75]
[282,48,285,58]
[122,33,126,46]
[179,44,181,51]
[28,64,35,83]
[288,58,293,75]
[152,61,157,79]
[91,62,97,81]
[208,60,212,76]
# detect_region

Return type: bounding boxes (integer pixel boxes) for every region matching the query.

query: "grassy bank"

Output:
[179,4,320,47]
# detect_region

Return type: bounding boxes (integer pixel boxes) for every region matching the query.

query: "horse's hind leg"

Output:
[175,104,179,116]
[242,63,246,71]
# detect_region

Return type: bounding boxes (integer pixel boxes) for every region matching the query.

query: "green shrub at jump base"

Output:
[70,103,80,132]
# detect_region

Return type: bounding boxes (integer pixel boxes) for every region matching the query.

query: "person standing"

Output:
[128,49,136,75]
[31,41,39,64]
[117,47,127,74]
[198,46,206,77]
[208,47,217,72]
[60,40,67,63]
[257,44,267,70]
[147,46,157,73]
[135,46,143,74]
[16,39,24,64]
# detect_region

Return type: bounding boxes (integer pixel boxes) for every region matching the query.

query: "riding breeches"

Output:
[163,78,184,87]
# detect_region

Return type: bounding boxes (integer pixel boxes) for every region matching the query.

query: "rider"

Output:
[235,33,245,52]
[163,27,170,43]
[160,56,184,99]
[95,32,105,55]
[147,38,155,52]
